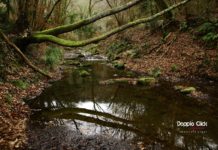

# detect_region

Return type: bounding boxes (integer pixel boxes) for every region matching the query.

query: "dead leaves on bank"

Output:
[0,65,51,149]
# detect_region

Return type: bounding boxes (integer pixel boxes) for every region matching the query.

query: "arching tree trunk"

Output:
[27,0,191,47]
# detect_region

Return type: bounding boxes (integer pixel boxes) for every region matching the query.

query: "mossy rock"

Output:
[80,62,92,67]
[137,77,156,85]
[113,61,125,70]
[100,78,134,85]
[174,85,185,90]
[64,60,80,66]
[174,85,196,94]
[126,71,135,77]
[79,70,90,77]
[181,87,196,94]
[100,79,115,85]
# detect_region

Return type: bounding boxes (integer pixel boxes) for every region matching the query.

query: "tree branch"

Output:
[44,0,62,22]
[34,0,143,35]
[31,0,191,47]
[0,30,52,78]
[105,0,122,26]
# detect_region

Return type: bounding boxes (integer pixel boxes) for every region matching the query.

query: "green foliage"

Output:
[0,77,3,84]
[171,64,179,72]
[149,67,161,77]
[195,22,218,48]
[0,51,4,79]
[69,8,98,38]
[107,39,132,60]
[45,46,63,69]
[113,61,125,70]
[197,22,216,35]
[180,21,188,31]
[12,80,29,90]
[79,70,90,77]
[163,31,169,39]
[0,2,6,14]
[5,93,13,105]
[202,57,211,66]
[202,32,218,42]
[68,13,78,23]
[214,56,218,72]
[77,24,97,38]
[85,44,99,55]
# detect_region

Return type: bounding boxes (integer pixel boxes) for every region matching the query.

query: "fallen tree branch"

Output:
[0,30,52,78]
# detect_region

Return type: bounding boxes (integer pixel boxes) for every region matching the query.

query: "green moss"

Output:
[12,80,29,90]
[79,70,90,77]
[113,61,125,70]
[137,77,156,85]
[174,85,196,94]
[181,87,196,94]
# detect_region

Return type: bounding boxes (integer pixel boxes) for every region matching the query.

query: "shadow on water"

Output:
[26,61,218,149]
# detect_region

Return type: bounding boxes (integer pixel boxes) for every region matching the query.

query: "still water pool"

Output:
[27,61,218,149]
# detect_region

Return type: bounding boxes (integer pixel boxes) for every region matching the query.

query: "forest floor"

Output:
[0,57,61,149]
[99,26,218,82]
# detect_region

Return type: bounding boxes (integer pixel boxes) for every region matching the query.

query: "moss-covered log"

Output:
[34,0,143,35]
[30,0,191,47]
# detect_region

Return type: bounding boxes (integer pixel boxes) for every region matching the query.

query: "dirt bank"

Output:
[99,26,218,82]
[0,42,61,149]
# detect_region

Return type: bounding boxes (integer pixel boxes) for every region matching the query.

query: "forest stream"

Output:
[25,54,218,150]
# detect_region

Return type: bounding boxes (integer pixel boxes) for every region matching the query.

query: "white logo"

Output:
[177,121,207,127]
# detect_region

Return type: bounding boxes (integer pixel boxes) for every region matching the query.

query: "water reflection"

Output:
[27,62,218,149]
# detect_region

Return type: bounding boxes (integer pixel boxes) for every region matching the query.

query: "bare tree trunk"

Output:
[15,0,31,32]
[88,0,93,16]
[105,0,122,26]
[154,0,173,20]
[45,0,62,21]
